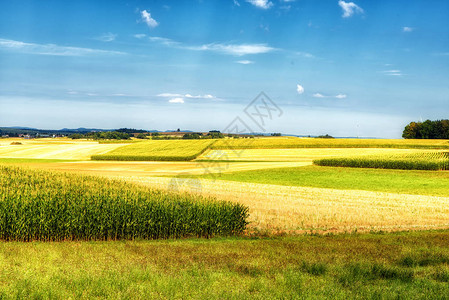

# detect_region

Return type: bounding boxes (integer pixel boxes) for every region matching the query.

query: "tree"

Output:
[317,134,334,139]
[403,120,449,139]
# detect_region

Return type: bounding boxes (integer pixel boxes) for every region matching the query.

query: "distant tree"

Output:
[182,133,201,139]
[402,122,422,139]
[69,133,84,139]
[136,133,147,139]
[403,119,449,139]
[317,134,334,139]
[207,131,224,139]
[177,128,181,132]
[271,133,281,136]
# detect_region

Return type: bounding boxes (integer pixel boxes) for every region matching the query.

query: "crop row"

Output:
[314,152,449,170]
[211,138,449,150]
[0,165,248,241]
[92,140,214,161]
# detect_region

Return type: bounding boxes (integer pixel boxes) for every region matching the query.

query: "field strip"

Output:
[18,161,311,175]
[109,175,449,234]
[0,143,125,160]
[198,148,433,162]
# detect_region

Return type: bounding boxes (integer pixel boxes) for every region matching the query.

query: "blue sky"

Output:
[0,0,448,137]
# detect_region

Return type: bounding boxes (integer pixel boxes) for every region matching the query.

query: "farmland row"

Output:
[314,151,449,170]
[0,165,248,241]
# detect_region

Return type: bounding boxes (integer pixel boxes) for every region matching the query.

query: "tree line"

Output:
[69,131,131,140]
[403,120,449,139]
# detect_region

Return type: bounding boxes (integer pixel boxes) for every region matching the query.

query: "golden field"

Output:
[1,138,449,234]
[106,175,449,234]
[0,139,124,160]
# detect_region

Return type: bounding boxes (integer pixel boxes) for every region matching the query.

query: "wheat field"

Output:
[0,140,124,160]
[106,175,449,234]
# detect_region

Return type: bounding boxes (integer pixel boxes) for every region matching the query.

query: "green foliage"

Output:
[182,133,203,139]
[92,140,215,161]
[181,131,224,139]
[0,166,248,241]
[314,152,449,170]
[317,134,334,139]
[69,131,131,140]
[136,133,148,139]
[403,119,449,139]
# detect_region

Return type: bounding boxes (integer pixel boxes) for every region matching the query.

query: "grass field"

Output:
[92,140,215,161]
[212,137,449,149]
[315,151,449,170]
[1,231,449,298]
[192,165,449,197]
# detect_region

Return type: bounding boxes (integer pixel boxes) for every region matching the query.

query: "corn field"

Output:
[212,138,449,150]
[0,165,248,241]
[314,151,449,170]
[92,140,215,161]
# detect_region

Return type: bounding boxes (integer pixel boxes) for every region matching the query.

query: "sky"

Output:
[0,0,448,138]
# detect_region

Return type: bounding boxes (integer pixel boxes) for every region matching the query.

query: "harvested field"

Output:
[0,141,123,160]
[108,176,449,234]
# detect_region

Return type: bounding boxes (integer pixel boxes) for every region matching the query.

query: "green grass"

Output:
[1,231,449,298]
[193,165,449,197]
[212,137,449,149]
[314,151,449,170]
[0,165,248,241]
[92,140,215,161]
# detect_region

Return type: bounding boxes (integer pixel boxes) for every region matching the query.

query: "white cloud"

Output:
[0,38,125,56]
[403,27,413,32]
[382,70,403,76]
[133,34,146,39]
[159,93,216,100]
[141,10,158,28]
[234,0,241,6]
[147,36,276,56]
[95,32,117,42]
[296,84,304,94]
[338,1,364,18]
[246,0,273,9]
[185,94,215,99]
[236,60,254,64]
[148,36,179,46]
[191,43,275,56]
[313,93,346,99]
[157,93,183,97]
[168,98,184,104]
